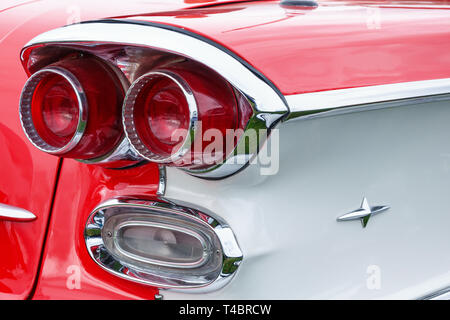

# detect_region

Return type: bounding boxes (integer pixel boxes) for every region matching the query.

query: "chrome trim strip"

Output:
[77,138,143,166]
[284,78,450,121]
[157,165,166,196]
[19,66,88,154]
[0,203,36,222]
[420,287,450,300]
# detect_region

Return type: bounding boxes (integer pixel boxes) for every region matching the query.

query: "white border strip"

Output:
[285,78,450,114]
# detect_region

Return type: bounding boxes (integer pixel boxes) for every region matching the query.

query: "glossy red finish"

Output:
[0,126,58,299]
[32,160,161,299]
[0,3,60,300]
[122,0,450,95]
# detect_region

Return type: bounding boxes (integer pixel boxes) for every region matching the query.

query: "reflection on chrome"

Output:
[0,203,36,222]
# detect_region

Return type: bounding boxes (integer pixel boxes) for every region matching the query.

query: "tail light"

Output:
[20,27,287,176]
[123,63,253,170]
[19,56,125,160]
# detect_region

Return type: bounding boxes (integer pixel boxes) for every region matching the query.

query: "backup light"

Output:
[85,199,243,289]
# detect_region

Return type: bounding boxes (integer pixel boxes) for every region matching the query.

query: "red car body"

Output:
[1,0,449,299]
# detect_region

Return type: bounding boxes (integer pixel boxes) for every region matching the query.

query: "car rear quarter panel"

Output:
[162,97,450,299]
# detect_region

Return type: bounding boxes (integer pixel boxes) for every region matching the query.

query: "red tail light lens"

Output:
[19,56,125,160]
[123,63,252,169]
[32,73,80,147]
[133,74,191,157]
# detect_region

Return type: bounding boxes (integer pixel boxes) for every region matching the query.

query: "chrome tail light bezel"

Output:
[84,198,243,290]
[19,66,88,154]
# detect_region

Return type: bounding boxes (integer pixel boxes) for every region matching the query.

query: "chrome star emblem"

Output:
[337,197,390,228]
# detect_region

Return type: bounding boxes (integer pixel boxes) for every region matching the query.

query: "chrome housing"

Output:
[84,198,243,290]
[21,20,289,178]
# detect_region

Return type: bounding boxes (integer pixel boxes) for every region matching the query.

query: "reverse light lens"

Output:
[85,199,243,289]
[113,220,207,267]
[101,212,219,273]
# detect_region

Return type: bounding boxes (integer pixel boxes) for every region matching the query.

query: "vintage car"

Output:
[1,0,450,300]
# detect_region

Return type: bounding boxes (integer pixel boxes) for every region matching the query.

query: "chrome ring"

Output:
[19,66,88,154]
[122,70,198,164]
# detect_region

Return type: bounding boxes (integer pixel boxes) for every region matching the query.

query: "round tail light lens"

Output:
[19,56,125,159]
[20,67,87,154]
[39,75,80,140]
[130,72,193,160]
[123,64,252,169]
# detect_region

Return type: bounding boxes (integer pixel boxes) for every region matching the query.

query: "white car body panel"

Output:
[162,98,450,299]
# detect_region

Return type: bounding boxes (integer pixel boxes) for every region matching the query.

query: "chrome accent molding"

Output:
[420,287,450,300]
[0,203,36,222]
[157,165,166,196]
[284,78,450,121]
[84,198,243,291]
[337,197,390,228]
[77,138,143,167]
[123,70,198,164]
[285,78,450,120]
[19,66,88,154]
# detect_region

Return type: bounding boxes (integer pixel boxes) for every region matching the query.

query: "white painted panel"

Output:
[163,99,450,299]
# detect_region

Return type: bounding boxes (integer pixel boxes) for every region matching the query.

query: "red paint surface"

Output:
[0,2,59,299]
[32,160,160,299]
[121,0,450,95]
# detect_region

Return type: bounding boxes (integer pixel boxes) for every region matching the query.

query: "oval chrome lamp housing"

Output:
[84,198,243,290]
